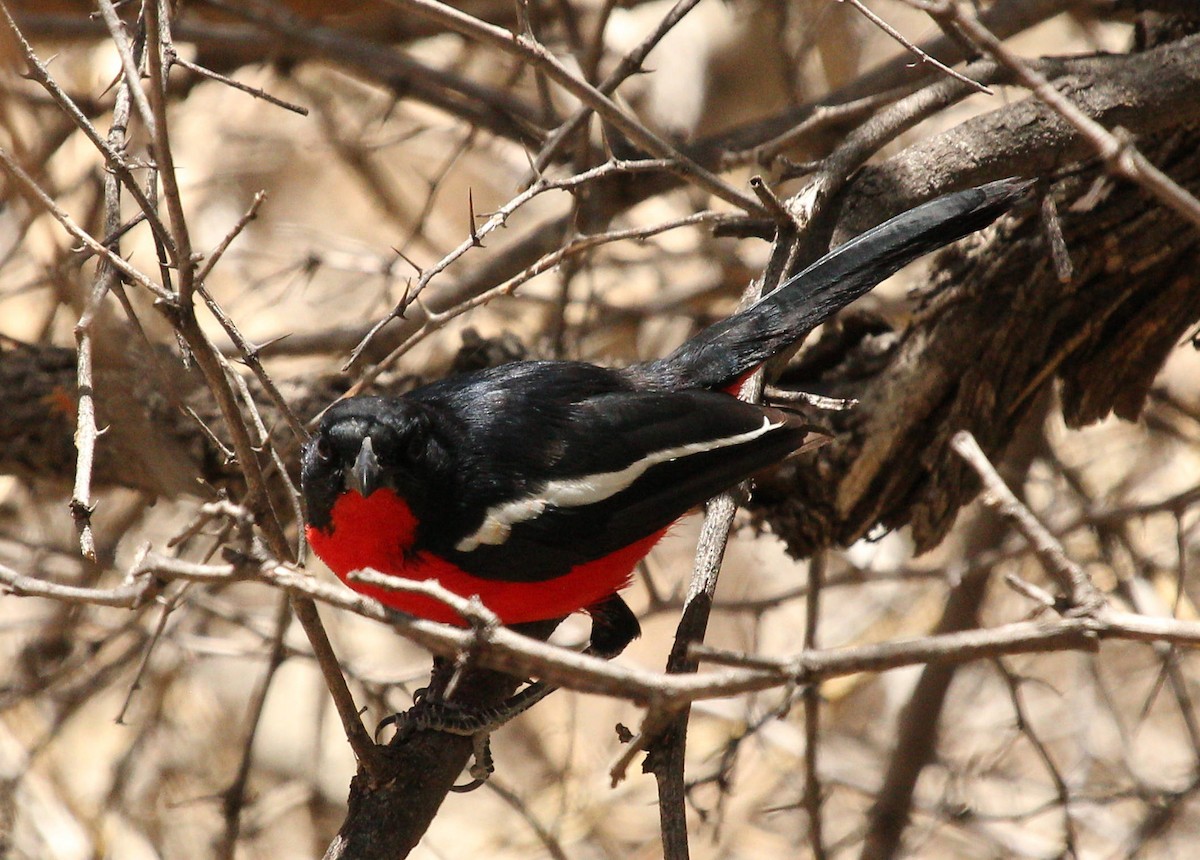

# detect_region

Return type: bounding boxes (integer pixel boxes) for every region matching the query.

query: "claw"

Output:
[450,734,494,792]
[374,711,403,743]
[450,776,488,793]
[378,683,551,789]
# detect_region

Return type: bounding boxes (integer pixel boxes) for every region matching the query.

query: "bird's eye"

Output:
[314,435,333,461]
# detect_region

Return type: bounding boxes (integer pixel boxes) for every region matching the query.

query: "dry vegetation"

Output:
[2,1,1200,858]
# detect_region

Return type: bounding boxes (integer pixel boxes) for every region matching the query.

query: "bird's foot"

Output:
[376,597,637,789]
[379,680,556,791]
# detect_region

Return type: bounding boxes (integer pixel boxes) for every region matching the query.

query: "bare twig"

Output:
[10,547,1200,710]
[0,147,170,299]
[193,193,309,443]
[69,61,139,561]
[349,206,736,390]
[87,2,383,783]
[94,0,156,131]
[346,156,684,368]
[951,430,1105,613]
[908,0,1200,233]
[167,48,309,116]
[197,0,545,147]
[840,0,991,94]
[527,0,705,177]
[6,5,1200,857]
[0,1,176,257]
[993,659,1078,855]
[216,594,293,860]
[145,0,195,303]
[1039,190,1074,283]
[644,232,799,858]
[380,0,764,215]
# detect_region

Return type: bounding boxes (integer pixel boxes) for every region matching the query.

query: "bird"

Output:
[302,179,1027,659]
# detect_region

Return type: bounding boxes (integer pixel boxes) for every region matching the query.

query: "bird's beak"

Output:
[349,437,382,498]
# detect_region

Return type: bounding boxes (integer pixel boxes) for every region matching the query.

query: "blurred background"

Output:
[2,1,1200,858]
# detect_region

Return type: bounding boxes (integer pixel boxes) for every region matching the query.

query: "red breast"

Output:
[306,488,667,625]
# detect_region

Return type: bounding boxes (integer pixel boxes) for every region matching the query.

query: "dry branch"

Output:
[753,133,1200,559]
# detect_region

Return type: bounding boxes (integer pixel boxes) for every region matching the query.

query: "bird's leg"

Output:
[410,594,639,732]
[395,679,557,792]
[456,733,494,793]
[374,654,472,743]
[380,640,557,790]
[383,598,638,789]
[401,679,557,736]
[411,654,455,705]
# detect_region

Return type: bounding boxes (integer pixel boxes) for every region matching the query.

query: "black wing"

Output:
[428,385,820,582]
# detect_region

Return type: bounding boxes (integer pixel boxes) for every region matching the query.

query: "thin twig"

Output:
[346,156,683,368]
[0,147,169,299]
[527,0,706,177]
[130,2,383,780]
[951,430,1106,613]
[167,48,309,116]
[908,0,1200,233]
[145,0,195,303]
[0,1,176,257]
[380,0,764,215]
[94,0,156,132]
[646,232,800,857]
[12,548,1200,709]
[69,61,136,560]
[840,0,990,94]
[993,659,1078,855]
[348,207,737,392]
[216,594,293,860]
[194,194,309,443]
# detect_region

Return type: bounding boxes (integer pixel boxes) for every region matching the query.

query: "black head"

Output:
[301,396,452,531]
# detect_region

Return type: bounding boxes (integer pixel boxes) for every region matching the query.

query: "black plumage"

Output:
[301,179,1029,647]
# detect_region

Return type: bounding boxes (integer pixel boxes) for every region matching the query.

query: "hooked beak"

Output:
[349,437,382,498]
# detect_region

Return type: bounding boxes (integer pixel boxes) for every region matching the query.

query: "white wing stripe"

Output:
[455,417,783,552]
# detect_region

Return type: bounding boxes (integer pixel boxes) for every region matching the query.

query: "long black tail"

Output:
[644,178,1030,389]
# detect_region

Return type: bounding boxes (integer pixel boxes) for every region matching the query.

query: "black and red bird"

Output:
[302,179,1027,657]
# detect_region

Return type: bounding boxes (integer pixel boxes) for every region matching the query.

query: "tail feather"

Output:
[645,178,1031,390]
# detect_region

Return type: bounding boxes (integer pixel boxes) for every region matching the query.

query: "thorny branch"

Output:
[7,536,1200,708]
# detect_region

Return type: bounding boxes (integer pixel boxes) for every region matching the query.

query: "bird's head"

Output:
[301,396,449,532]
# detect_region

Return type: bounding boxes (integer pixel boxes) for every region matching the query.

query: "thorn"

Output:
[468,189,483,248]
[390,246,422,278]
[236,333,291,363]
[395,279,415,319]
[520,145,542,185]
